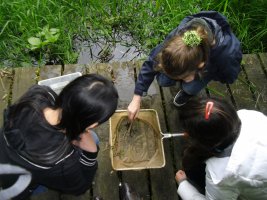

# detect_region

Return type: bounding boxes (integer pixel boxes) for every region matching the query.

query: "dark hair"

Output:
[6,85,57,122]
[56,74,118,140]
[156,24,211,79]
[178,97,241,169]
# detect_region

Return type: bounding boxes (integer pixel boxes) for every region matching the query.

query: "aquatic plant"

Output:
[0,0,266,67]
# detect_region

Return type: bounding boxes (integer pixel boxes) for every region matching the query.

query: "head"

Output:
[179,97,241,151]
[156,18,214,82]
[56,74,118,140]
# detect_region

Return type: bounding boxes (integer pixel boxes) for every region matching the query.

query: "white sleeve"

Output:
[205,175,239,200]
[205,158,239,200]
[177,176,239,200]
[177,180,206,200]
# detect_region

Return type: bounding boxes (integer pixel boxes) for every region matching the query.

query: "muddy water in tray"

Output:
[111,111,165,170]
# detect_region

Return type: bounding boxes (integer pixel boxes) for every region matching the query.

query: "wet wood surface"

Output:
[0,53,266,200]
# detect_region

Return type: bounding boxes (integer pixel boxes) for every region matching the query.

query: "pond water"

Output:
[74,32,145,64]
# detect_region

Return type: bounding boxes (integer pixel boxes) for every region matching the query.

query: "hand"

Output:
[175,170,187,184]
[127,94,141,121]
[72,130,97,153]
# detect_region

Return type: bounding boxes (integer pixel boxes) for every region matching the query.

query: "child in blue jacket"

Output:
[128,11,242,120]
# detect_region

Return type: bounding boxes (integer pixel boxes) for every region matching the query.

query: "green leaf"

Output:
[49,28,60,35]
[27,37,41,46]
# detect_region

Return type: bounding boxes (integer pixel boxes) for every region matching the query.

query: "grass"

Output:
[0,0,266,67]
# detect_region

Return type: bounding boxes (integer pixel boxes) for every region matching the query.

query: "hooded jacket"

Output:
[134,11,242,96]
[0,85,98,198]
[177,110,267,200]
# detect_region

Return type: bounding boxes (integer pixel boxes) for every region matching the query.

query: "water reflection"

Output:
[74,32,144,64]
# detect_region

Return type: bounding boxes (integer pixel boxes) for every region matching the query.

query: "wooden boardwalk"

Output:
[0,53,267,200]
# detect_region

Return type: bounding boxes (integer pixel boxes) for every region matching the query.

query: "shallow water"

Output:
[75,32,144,64]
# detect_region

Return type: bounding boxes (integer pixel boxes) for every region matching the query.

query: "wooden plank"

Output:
[87,62,114,83]
[90,62,120,199]
[39,65,62,81]
[228,66,256,110]
[161,86,185,170]
[207,82,230,99]
[12,67,37,103]
[87,63,98,75]
[112,61,150,199]
[63,64,86,75]
[135,62,178,200]
[161,84,209,168]
[259,53,267,71]
[93,122,120,200]
[161,81,211,199]
[0,68,13,126]
[242,54,267,114]
[207,82,234,106]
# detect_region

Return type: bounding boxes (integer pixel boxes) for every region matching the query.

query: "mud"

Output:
[110,110,165,170]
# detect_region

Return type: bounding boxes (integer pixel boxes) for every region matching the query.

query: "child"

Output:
[175,97,267,199]
[128,11,242,120]
[0,74,118,199]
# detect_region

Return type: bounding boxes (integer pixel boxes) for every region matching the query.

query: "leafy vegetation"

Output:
[0,0,266,67]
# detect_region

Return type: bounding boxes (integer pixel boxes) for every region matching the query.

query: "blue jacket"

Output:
[134,11,242,96]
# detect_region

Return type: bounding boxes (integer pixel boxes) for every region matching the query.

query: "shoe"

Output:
[173,90,193,107]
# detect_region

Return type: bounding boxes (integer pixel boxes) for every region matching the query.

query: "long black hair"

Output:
[56,74,118,140]
[178,97,241,169]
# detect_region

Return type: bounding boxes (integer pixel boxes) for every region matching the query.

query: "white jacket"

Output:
[178,110,267,200]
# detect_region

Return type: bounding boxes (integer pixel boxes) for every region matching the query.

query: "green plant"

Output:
[28,26,60,51]
[0,0,266,68]
[27,25,60,66]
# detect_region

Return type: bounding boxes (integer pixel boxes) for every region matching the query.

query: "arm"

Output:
[129,20,190,120]
[176,170,206,200]
[129,45,163,120]
[128,94,142,120]
[56,131,99,195]
[72,130,98,167]
[134,46,162,96]
[176,158,240,200]
[133,16,192,97]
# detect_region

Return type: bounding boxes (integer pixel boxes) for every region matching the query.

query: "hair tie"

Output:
[182,30,202,47]
[205,101,214,120]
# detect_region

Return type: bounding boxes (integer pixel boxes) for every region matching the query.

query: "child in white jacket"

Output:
[175,97,267,200]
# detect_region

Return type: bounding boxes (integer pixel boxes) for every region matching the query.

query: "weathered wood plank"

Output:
[63,64,86,75]
[90,62,120,199]
[136,62,179,200]
[87,62,113,79]
[39,65,62,81]
[112,61,150,199]
[161,86,185,171]
[148,86,179,200]
[93,122,119,200]
[0,68,13,126]
[242,54,267,114]
[207,82,237,110]
[161,83,209,199]
[259,53,267,71]
[207,82,232,101]
[12,67,37,103]
[228,67,256,110]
